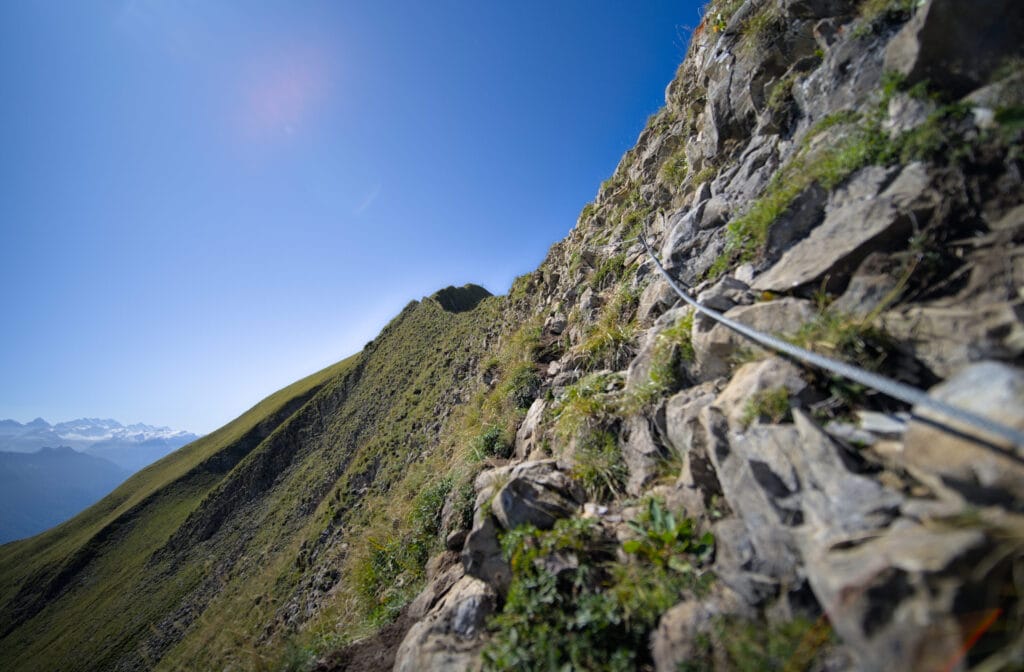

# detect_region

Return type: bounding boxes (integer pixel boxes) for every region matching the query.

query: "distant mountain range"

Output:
[0,418,199,543]
[0,417,198,472]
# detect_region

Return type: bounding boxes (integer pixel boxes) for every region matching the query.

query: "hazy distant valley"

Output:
[0,418,198,543]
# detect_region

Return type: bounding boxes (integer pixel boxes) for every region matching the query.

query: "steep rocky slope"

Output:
[1,0,1022,670]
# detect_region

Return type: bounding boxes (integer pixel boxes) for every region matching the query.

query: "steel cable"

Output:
[639,234,1024,452]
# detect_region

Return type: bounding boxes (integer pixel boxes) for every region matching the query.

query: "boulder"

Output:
[753,163,919,293]
[711,356,809,429]
[700,407,803,581]
[803,523,992,672]
[637,277,677,323]
[650,585,750,672]
[784,411,902,543]
[393,576,497,672]
[461,516,510,595]
[490,460,582,531]
[881,303,1024,379]
[884,0,1024,98]
[692,300,815,381]
[665,381,724,517]
[901,361,1024,509]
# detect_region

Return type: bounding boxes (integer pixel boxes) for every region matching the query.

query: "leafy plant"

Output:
[474,424,513,459]
[483,513,713,671]
[623,498,715,572]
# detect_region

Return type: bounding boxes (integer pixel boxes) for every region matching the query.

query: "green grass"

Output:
[741,387,793,427]
[659,145,689,185]
[570,429,628,502]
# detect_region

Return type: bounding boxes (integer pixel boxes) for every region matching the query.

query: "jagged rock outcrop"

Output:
[398,0,1024,669]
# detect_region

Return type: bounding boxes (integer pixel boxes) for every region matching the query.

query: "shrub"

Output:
[649,311,695,392]
[482,513,713,671]
[623,498,715,571]
[474,424,513,459]
[504,364,540,410]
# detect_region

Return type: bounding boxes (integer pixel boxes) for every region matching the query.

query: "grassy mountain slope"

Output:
[0,285,508,670]
[0,353,358,670]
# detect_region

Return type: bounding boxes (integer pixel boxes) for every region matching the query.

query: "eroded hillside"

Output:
[2,0,1023,670]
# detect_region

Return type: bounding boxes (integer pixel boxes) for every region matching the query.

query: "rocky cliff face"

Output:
[1,1,1022,670]
[390,0,1024,670]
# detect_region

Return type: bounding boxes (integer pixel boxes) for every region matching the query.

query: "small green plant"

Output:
[766,71,799,117]
[579,202,597,223]
[739,2,784,54]
[552,372,622,441]
[741,387,792,427]
[474,424,513,460]
[623,498,714,571]
[592,252,627,290]
[503,363,540,410]
[579,283,640,371]
[692,164,719,186]
[649,311,695,391]
[659,146,689,185]
[707,0,744,33]
[571,429,628,501]
[856,0,918,34]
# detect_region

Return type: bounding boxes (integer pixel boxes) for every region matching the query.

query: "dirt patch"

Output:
[313,612,414,672]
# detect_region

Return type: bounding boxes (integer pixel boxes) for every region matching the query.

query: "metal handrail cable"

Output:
[639,234,1024,451]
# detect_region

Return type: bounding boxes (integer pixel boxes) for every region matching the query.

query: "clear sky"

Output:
[0,1,705,434]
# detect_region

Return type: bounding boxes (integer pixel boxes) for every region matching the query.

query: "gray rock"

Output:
[514,398,547,460]
[753,163,924,293]
[408,563,465,620]
[884,0,1024,98]
[651,585,750,672]
[621,414,670,495]
[626,306,695,391]
[762,183,827,262]
[902,361,1024,508]
[782,0,854,19]
[461,516,511,595]
[830,252,902,318]
[784,411,902,543]
[881,302,1024,379]
[803,523,990,672]
[692,299,815,381]
[665,382,723,516]
[856,410,908,437]
[712,356,809,429]
[394,575,496,672]
[445,529,467,552]
[490,460,582,531]
[695,275,754,313]
[637,277,677,324]
[701,406,803,581]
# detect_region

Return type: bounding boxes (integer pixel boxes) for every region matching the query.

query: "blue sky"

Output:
[0,1,704,434]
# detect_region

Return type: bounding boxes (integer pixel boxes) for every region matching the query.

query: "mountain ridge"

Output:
[2,0,1023,670]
